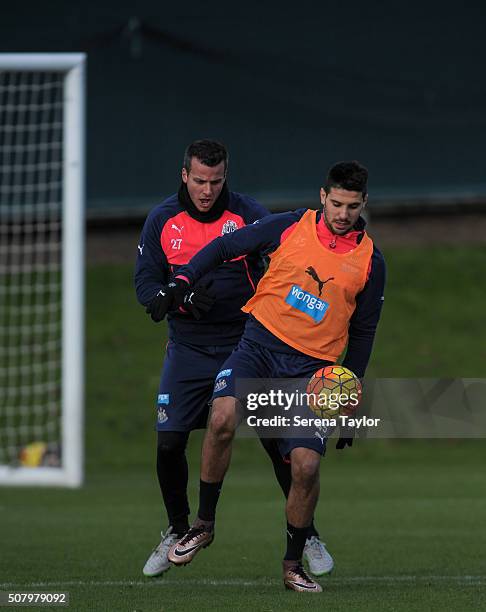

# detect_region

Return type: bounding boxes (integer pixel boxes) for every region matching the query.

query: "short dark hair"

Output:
[324,161,368,196]
[183,139,228,173]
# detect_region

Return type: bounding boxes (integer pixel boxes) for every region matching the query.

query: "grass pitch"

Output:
[2,441,486,611]
[1,246,486,611]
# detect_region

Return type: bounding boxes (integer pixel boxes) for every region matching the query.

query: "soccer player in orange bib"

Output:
[161,161,386,592]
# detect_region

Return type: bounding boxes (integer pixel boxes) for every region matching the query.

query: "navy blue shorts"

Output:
[212,337,332,458]
[156,340,234,432]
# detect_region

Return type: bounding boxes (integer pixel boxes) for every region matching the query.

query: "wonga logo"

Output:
[285,285,329,322]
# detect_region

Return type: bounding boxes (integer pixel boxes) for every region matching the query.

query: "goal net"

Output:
[0,54,85,487]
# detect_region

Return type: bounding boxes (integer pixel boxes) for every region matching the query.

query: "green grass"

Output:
[369,245,486,377]
[2,441,486,611]
[1,246,486,611]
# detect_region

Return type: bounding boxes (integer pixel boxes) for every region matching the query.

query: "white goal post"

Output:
[0,54,85,487]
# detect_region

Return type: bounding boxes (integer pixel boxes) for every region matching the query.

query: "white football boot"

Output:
[303,536,334,576]
[142,527,180,577]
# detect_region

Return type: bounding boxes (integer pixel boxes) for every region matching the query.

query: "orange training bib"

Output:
[242,210,373,361]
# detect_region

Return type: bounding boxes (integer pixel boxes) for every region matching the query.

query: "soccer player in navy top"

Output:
[164,160,386,592]
[135,140,334,578]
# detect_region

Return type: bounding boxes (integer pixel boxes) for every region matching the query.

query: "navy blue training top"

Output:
[134,191,270,345]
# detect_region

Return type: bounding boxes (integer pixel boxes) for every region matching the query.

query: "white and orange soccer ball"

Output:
[306,365,362,419]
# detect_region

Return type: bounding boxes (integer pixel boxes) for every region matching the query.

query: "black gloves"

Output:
[145,286,176,323]
[336,422,355,449]
[336,437,353,450]
[180,283,215,320]
[145,278,215,322]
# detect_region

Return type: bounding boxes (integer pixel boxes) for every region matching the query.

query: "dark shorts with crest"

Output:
[211,337,333,458]
[156,340,234,432]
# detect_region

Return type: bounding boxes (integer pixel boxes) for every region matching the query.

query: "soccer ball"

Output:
[306,366,362,419]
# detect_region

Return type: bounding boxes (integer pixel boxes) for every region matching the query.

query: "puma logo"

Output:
[305,266,334,297]
[171,224,183,235]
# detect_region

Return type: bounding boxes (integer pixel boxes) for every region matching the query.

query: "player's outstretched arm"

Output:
[179,210,304,285]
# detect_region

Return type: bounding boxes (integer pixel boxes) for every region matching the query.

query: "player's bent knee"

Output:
[293,463,319,486]
[291,451,320,486]
[209,397,237,441]
[209,412,236,442]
